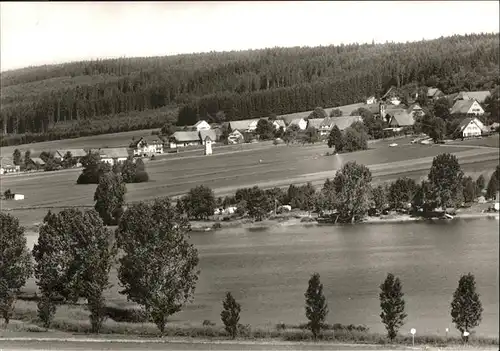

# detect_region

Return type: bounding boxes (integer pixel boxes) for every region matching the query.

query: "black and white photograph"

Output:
[0,1,499,350]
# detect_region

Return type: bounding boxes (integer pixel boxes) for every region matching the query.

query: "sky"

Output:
[1,1,499,72]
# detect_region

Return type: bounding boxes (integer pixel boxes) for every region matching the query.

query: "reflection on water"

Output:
[24,218,499,337]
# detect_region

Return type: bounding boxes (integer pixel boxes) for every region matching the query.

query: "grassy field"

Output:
[1,136,498,228]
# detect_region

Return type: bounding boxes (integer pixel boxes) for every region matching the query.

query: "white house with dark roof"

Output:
[455,117,485,138]
[194,120,211,131]
[450,100,485,116]
[99,148,130,165]
[130,136,164,157]
[318,116,363,136]
[272,119,286,130]
[169,131,201,148]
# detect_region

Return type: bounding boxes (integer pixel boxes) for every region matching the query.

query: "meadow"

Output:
[1,136,498,228]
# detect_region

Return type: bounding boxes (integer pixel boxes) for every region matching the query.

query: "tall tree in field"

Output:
[0,213,33,325]
[461,176,476,203]
[332,161,372,223]
[327,125,343,151]
[116,198,199,334]
[12,149,21,166]
[379,273,407,341]
[485,165,499,200]
[220,292,241,339]
[451,273,483,341]
[94,172,126,225]
[24,150,32,169]
[246,186,272,221]
[256,119,275,140]
[427,153,464,209]
[305,273,328,340]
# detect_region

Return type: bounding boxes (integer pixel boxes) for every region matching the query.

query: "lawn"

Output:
[447,134,499,148]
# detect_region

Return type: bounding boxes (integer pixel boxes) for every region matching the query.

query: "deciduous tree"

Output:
[388,177,417,211]
[485,165,499,200]
[379,273,407,341]
[451,273,483,341]
[327,125,343,151]
[94,172,127,225]
[0,213,33,325]
[181,185,216,220]
[462,176,476,203]
[427,153,464,208]
[12,149,21,166]
[116,198,199,334]
[332,161,372,223]
[329,108,342,117]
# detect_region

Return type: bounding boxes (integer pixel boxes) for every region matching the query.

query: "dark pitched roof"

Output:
[327,116,363,130]
[388,110,414,126]
[307,118,324,129]
[171,131,201,142]
[56,149,87,158]
[454,91,491,103]
[199,129,217,141]
[99,148,130,159]
[450,100,478,114]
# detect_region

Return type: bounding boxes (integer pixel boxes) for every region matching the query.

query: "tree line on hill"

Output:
[1,34,499,146]
[0,204,486,342]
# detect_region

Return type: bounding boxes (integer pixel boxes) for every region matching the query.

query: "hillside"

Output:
[1,33,499,146]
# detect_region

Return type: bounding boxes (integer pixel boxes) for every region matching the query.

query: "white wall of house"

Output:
[462,122,482,138]
[169,140,200,149]
[366,97,377,104]
[467,101,485,115]
[319,126,332,136]
[247,120,258,132]
[102,158,114,165]
[195,121,211,131]
[389,97,401,105]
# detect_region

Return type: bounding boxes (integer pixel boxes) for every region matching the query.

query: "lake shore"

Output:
[189,204,499,232]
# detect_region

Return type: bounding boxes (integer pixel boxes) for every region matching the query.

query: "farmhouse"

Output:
[319,116,363,136]
[366,96,377,105]
[130,136,164,157]
[0,158,20,175]
[427,87,445,100]
[29,157,46,167]
[406,103,425,118]
[228,119,260,133]
[455,117,485,138]
[380,86,402,105]
[272,119,286,130]
[387,110,415,128]
[194,120,211,131]
[54,149,87,161]
[99,148,129,165]
[288,118,308,131]
[450,100,485,116]
[199,130,218,145]
[228,130,244,144]
[169,131,201,148]
[307,118,324,130]
[453,91,491,104]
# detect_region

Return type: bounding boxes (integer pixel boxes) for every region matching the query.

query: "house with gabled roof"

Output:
[169,131,201,149]
[194,120,211,131]
[130,136,164,157]
[228,119,260,133]
[455,117,485,138]
[272,119,286,130]
[228,130,244,144]
[427,87,445,100]
[318,116,363,136]
[453,91,491,104]
[0,157,20,175]
[307,118,324,130]
[387,110,415,128]
[199,130,217,145]
[366,96,377,105]
[381,86,402,105]
[450,100,485,116]
[288,118,308,131]
[54,149,87,161]
[99,148,130,165]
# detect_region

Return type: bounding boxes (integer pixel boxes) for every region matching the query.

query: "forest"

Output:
[1,33,499,146]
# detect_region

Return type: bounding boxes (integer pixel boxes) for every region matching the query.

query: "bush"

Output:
[104,306,148,323]
[134,170,149,183]
[203,319,216,327]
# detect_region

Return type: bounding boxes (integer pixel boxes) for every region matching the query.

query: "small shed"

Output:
[14,194,25,201]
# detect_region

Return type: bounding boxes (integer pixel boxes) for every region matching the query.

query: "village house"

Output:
[169,131,202,148]
[272,119,287,131]
[427,87,445,100]
[318,116,363,136]
[366,96,377,105]
[199,130,218,146]
[288,118,308,131]
[54,149,87,161]
[99,148,130,165]
[0,158,20,175]
[130,136,164,157]
[193,120,211,131]
[307,118,324,130]
[455,117,485,138]
[406,103,425,118]
[228,119,260,133]
[29,157,46,167]
[380,86,402,106]
[450,99,485,116]
[453,91,491,104]
[227,130,245,144]
[387,110,415,129]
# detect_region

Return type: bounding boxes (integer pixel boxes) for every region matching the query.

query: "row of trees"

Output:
[298,272,483,341]
[0,213,484,342]
[1,34,498,142]
[12,148,78,172]
[0,197,199,334]
[175,156,499,224]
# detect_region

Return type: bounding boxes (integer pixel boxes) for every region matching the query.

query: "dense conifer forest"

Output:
[0,33,498,146]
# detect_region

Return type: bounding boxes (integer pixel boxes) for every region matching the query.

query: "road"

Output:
[0,338,418,351]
